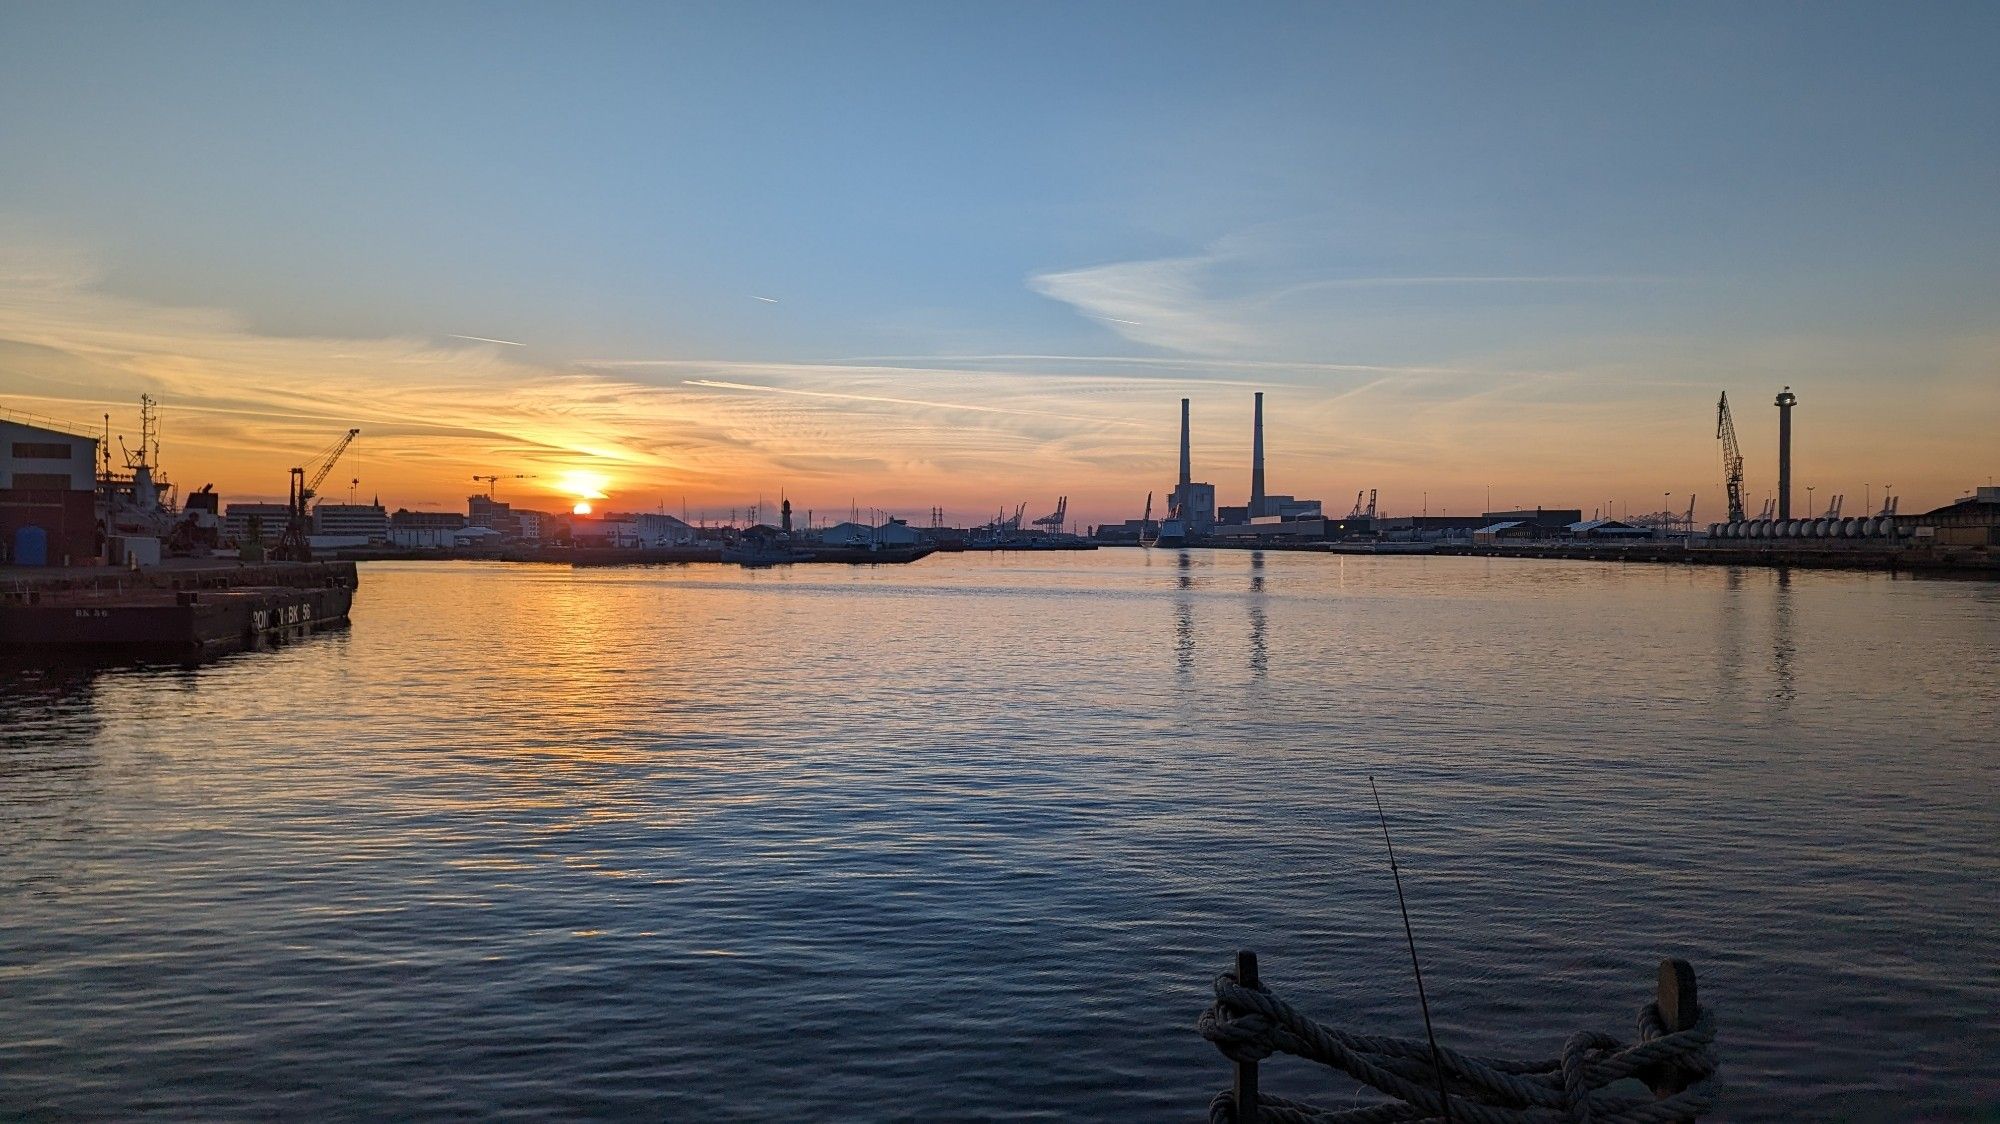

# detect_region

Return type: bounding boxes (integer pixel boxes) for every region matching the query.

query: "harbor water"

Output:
[3,553,1996,1121]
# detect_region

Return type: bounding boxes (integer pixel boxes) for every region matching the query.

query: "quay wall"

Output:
[1435,541,1997,574]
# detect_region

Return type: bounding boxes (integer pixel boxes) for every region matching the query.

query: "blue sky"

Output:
[1,2,1995,519]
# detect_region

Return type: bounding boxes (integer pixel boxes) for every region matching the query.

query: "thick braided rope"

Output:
[1199,970,1716,1124]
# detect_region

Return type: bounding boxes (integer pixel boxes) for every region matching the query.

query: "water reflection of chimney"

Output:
[1175,551,1195,673]
[1248,552,1267,679]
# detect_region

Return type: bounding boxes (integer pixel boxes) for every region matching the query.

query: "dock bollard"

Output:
[1649,958,1699,1097]
[1202,954,1714,1120]
[1234,949,1258,1124]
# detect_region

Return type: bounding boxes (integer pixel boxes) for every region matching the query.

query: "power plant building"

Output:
[1158,391,1330,544]
[1170,482,1217,535]
[1166,398,1217,536]
[1218,391,1325,536]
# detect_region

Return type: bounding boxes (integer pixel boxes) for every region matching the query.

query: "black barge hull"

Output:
[0,561,358,653]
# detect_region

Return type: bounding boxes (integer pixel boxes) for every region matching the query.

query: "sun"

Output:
[552,469,612,515]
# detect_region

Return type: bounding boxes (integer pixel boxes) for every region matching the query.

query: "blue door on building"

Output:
[13,525,49,566]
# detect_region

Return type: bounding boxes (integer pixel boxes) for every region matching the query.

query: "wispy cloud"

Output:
[1030,253,1255,355]
[1290,275,1670,288]
[2,240,1990,522]
[840,354,1482,377]
[680,378,1142,426]
[1029,223,1674,360]
[0,249,1182,513]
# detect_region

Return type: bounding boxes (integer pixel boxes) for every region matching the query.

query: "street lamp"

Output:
[1807,485,1815,516]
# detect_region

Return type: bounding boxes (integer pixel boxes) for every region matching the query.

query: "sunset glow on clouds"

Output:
[2,6,1996,524]
[5,244,1993,524]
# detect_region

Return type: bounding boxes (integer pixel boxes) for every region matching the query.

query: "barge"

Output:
[0,560,357,653]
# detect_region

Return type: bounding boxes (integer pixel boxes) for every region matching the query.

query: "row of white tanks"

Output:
[1707,516,1903,540]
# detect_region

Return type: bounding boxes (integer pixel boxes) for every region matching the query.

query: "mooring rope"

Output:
[1198,966,1717,1123]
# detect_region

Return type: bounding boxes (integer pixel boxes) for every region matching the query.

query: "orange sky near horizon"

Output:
[2,254,1994,527]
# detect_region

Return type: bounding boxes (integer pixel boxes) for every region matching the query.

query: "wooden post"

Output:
[1650,958,1698,1097]
[1235,949,1259,1124]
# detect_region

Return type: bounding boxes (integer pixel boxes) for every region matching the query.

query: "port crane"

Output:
[275,428,360,562]
[1031,496,1069,535]
[986,502,1028,534]
[1630,494,1698,535]
[1346,489,1378,519]
[1716,392,1746,522]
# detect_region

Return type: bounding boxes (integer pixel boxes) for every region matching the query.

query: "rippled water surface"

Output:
[4,553,1997,1121]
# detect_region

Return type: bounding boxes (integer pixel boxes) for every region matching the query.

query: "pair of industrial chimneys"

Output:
[1179,392,1266,512]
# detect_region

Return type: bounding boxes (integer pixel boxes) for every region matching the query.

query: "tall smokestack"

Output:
[1179,398,1191,487]
[1250,391,1266,515]
[1775,386,1797,520]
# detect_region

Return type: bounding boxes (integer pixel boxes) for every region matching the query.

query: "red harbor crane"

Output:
[275,428,360,562]
[1716,393,1746,522]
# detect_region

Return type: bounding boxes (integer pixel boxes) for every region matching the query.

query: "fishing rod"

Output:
[1369,775,1453,1123]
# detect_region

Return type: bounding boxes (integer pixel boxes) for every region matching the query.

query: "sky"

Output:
[1,1,1996,525]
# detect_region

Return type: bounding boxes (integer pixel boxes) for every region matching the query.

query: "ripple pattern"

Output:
[3,553,1997,1121]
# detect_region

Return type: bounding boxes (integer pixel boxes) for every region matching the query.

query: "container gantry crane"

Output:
[1716,392,1746,523]
[1031,496,1069,534]
[275,428,360,562]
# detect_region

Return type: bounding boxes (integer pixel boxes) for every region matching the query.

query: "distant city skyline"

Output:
[3,3,1997,523]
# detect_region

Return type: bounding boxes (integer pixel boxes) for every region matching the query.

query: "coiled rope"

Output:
[1198,961,1717,1123]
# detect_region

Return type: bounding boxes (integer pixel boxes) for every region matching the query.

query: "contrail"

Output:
[1096,316,1141,326]
[752,296,780,303]
[448,334,525,346]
